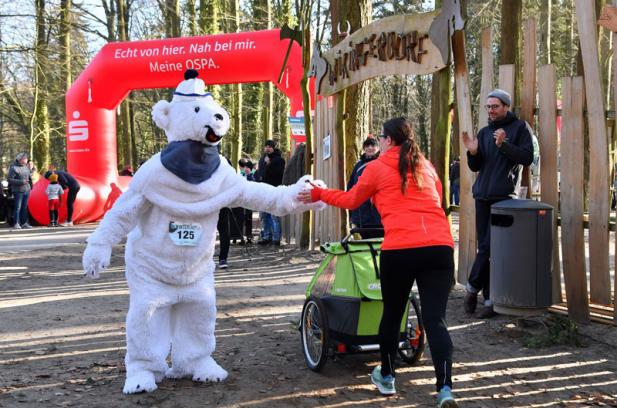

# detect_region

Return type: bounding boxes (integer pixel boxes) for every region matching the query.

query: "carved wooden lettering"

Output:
[377,32,388,61]
[317,11,448,96]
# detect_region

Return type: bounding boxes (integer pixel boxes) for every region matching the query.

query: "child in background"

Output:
[45,173,64,227]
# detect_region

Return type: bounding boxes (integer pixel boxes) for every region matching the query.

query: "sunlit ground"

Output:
[0,224,616,407]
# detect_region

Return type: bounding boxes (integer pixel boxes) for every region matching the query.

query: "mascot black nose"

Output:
[214,114,224,121]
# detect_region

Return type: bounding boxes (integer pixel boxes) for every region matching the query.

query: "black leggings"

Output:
[379,245,454,391]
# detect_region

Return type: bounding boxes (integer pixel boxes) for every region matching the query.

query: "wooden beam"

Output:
[520,19,537,124]
[452,29,476,284]
[612,0,617,326]
[575,0,611,305]
[560,76,590,325]
[538,64,562,304]
[498,64,515,100]
[519,18,537,199]
[479,28,493,128]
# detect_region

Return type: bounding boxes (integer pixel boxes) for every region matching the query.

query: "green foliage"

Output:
[522,315,583,348]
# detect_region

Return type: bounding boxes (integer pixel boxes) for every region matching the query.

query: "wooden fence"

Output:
[459,13,615,325]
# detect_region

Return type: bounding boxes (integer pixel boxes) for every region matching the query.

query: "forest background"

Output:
[0,0,609,183]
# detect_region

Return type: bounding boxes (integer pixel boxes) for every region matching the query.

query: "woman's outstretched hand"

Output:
[297,180,321,204]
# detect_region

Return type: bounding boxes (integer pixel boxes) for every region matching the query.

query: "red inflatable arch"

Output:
[29,29,306,224]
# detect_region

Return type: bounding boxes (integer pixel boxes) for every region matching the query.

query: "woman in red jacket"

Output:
[299,117,457,407]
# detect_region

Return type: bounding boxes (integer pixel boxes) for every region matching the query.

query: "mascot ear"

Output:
[152,101,171,130]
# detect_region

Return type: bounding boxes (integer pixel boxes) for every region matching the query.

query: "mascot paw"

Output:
[82,243,112,279]
[293,175,327,211]
[123,371,158,394]
[165,366,189,379]
[192,357,228,383]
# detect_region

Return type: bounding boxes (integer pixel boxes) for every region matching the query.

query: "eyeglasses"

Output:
[485,104,503,110]
[378,134,387,139]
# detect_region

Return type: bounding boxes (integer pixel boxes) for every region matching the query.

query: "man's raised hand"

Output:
[462,131,478,155]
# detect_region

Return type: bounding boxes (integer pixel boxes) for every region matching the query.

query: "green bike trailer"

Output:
[300,235,425,372]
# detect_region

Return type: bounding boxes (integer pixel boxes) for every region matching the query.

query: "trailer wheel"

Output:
[300,296,329,371]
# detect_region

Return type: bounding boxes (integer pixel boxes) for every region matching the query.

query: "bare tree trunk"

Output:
[253,0,268,154]
[230,0,242,169]
[199,0,220,100]
[33,0,50,171]
[256,1,274,151]
[116,0,132,169]
[277,0,292,153]
[500,0,521,105]
[59,0,72,91]
[199,0,219,35]
[186,0,197,36]
[167,0,181,37]
[330,0,371,181]
[431,0,452,216]
[539,0,552,65]
[102,0,116,41]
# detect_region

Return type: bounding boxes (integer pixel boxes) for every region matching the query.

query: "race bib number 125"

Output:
[168,221,202,246]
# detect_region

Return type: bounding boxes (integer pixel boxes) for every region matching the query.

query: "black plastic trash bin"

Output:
[490,199,553,316]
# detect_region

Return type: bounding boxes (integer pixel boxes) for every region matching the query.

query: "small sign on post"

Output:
[288,116,305,136]
[323,133,331,160]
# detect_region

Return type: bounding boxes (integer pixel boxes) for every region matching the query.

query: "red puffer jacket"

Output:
[312,146,453,250]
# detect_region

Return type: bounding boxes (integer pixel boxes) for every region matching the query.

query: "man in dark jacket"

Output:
[8,152,33,229]
[44,166,81,226]
[462,89,534,318]
[347,137,383,239]
[258,139,285,245]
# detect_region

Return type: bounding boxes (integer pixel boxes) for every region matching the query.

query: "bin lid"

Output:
[491,199,553,211]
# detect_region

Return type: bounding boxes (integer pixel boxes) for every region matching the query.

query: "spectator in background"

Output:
[0,180,10,225]
[462,89,533,319]
[258,139,286,246]
[238,158,256,244]
[44,165,81,226]
[449,157,460,206]
[45,173,64,227]
[347,137,383,239]
[217,207,232,269]
[8,152,33,229]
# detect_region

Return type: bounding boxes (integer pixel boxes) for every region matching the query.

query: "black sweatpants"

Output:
[244,209,253,240]
[217,208,231,261]
[468,199,504,299]
[379,245,454,391]
[66,187,80,222]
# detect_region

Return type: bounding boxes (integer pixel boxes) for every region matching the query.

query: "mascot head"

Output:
[152,69,230,146]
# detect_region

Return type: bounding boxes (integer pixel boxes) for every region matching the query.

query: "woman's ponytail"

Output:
[383,117,423,195]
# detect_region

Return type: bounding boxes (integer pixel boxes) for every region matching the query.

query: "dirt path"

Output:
[0,225,616,407]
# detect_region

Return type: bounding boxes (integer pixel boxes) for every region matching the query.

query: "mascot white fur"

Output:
[82,70,324,394]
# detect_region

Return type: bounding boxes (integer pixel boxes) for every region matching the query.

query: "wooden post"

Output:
[452,29,476,284]
[479,28,493,128]
[612,0,617,326]
[560,76,590,324]
[498,64,515,99]
[520,18,537,199]
[575,0,611,305]
[538,64,562,304]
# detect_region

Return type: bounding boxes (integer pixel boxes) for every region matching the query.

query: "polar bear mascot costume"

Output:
[82,69,324,394]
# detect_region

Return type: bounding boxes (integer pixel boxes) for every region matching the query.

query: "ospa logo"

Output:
[368,283,381,290]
